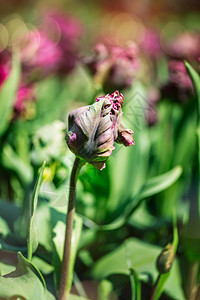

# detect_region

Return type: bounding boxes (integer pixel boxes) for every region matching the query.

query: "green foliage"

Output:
[27,161,46,261]
[0,55,20,137]
[0,252,55,300]
[51,208,83,293]
[0,19,198,299]
[92,238,185,300]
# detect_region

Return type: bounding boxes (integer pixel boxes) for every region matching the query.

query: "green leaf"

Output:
[0,217,10,237]
[67,214,83,293]
[51,208,83,292]
[184,61,200,114]
[0,55,20,137]
[2,143,33,186]
[185,61,200,218]
[0,252,55,300]
[92,238,185,300]
[0,201,21,231]
[137,166,182,200]
[98,279,114,300]
[27,161,46,261]
[96,166,182,231]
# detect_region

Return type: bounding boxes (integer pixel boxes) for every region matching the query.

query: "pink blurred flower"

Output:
[145,87,160,126]
[141,29,161,58]
[161,60,193,103]
[21,30,63,80]
[44,11,82,45]
[0,52,11,88]
[0,64,9,87]
[21,11,82,80]
[42,11,82,75]
[13,84,36,118]
[166,32,200,60]
[84,42,139,91]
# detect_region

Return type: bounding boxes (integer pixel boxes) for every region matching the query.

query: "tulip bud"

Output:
[66,91,134,169]
[156,244,175,274]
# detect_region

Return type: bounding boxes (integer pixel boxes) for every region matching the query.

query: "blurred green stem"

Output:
[58,157,83,300]
[186,261,199,300]
[150,274,161,300]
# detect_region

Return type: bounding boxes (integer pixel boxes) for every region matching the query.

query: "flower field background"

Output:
[0,1,199,299]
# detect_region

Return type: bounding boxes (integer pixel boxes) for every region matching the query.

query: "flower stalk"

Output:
[58,157,84,300]
[59,90,134,299]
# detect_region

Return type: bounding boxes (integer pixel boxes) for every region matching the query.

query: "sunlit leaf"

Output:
[0,252,55,299]
[27,161,46,261]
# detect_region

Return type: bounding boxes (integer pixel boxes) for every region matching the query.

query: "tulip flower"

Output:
[59,91,134,300]
[84,42,139,91]
[66,90,134,170]
[161,60,193,103]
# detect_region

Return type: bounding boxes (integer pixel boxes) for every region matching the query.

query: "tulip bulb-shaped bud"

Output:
[66,91,134,170]
[156,244,175,274]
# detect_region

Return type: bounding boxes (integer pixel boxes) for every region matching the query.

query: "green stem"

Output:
[58,157,83,300]
[150,274,161,300]
[186,261,199,300]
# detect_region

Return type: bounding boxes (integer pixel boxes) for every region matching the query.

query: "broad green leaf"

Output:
[95,166,182,231]
[106,81,148,214]
[0,55,20,137]
[0,252,55,300]
[98,279,114,300]
[32,256,54,276]
[185,61,200,218]
[35,203,53,252]
[92,238,185,300]
[137,166,182,200]
[0,250,17,276]
[51,208,83,293]
[0,201,21,231]
[0,217,10,237]
[184,61,200,115]
[27,161,46,261]
[2,143,33,186]
[67,214,83,293]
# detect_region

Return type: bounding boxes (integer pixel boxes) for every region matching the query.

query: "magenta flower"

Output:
[0,64,9,88]
[0,52,11,88]
[21,30,63,80]
[13,84,36,118]
[41,11,82,75]
[145,87,160,126]
[166,32,200,60]
[161,60,193,103]
[141,29,161,58]
[84,42,139,91]
[21,11,82,80]
[44,11,82,45]
[66,91,134,170]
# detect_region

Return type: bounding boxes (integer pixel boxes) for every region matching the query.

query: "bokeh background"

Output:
[0,1,200,300]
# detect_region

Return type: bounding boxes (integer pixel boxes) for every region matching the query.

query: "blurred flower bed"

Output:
[0,1,199,299]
